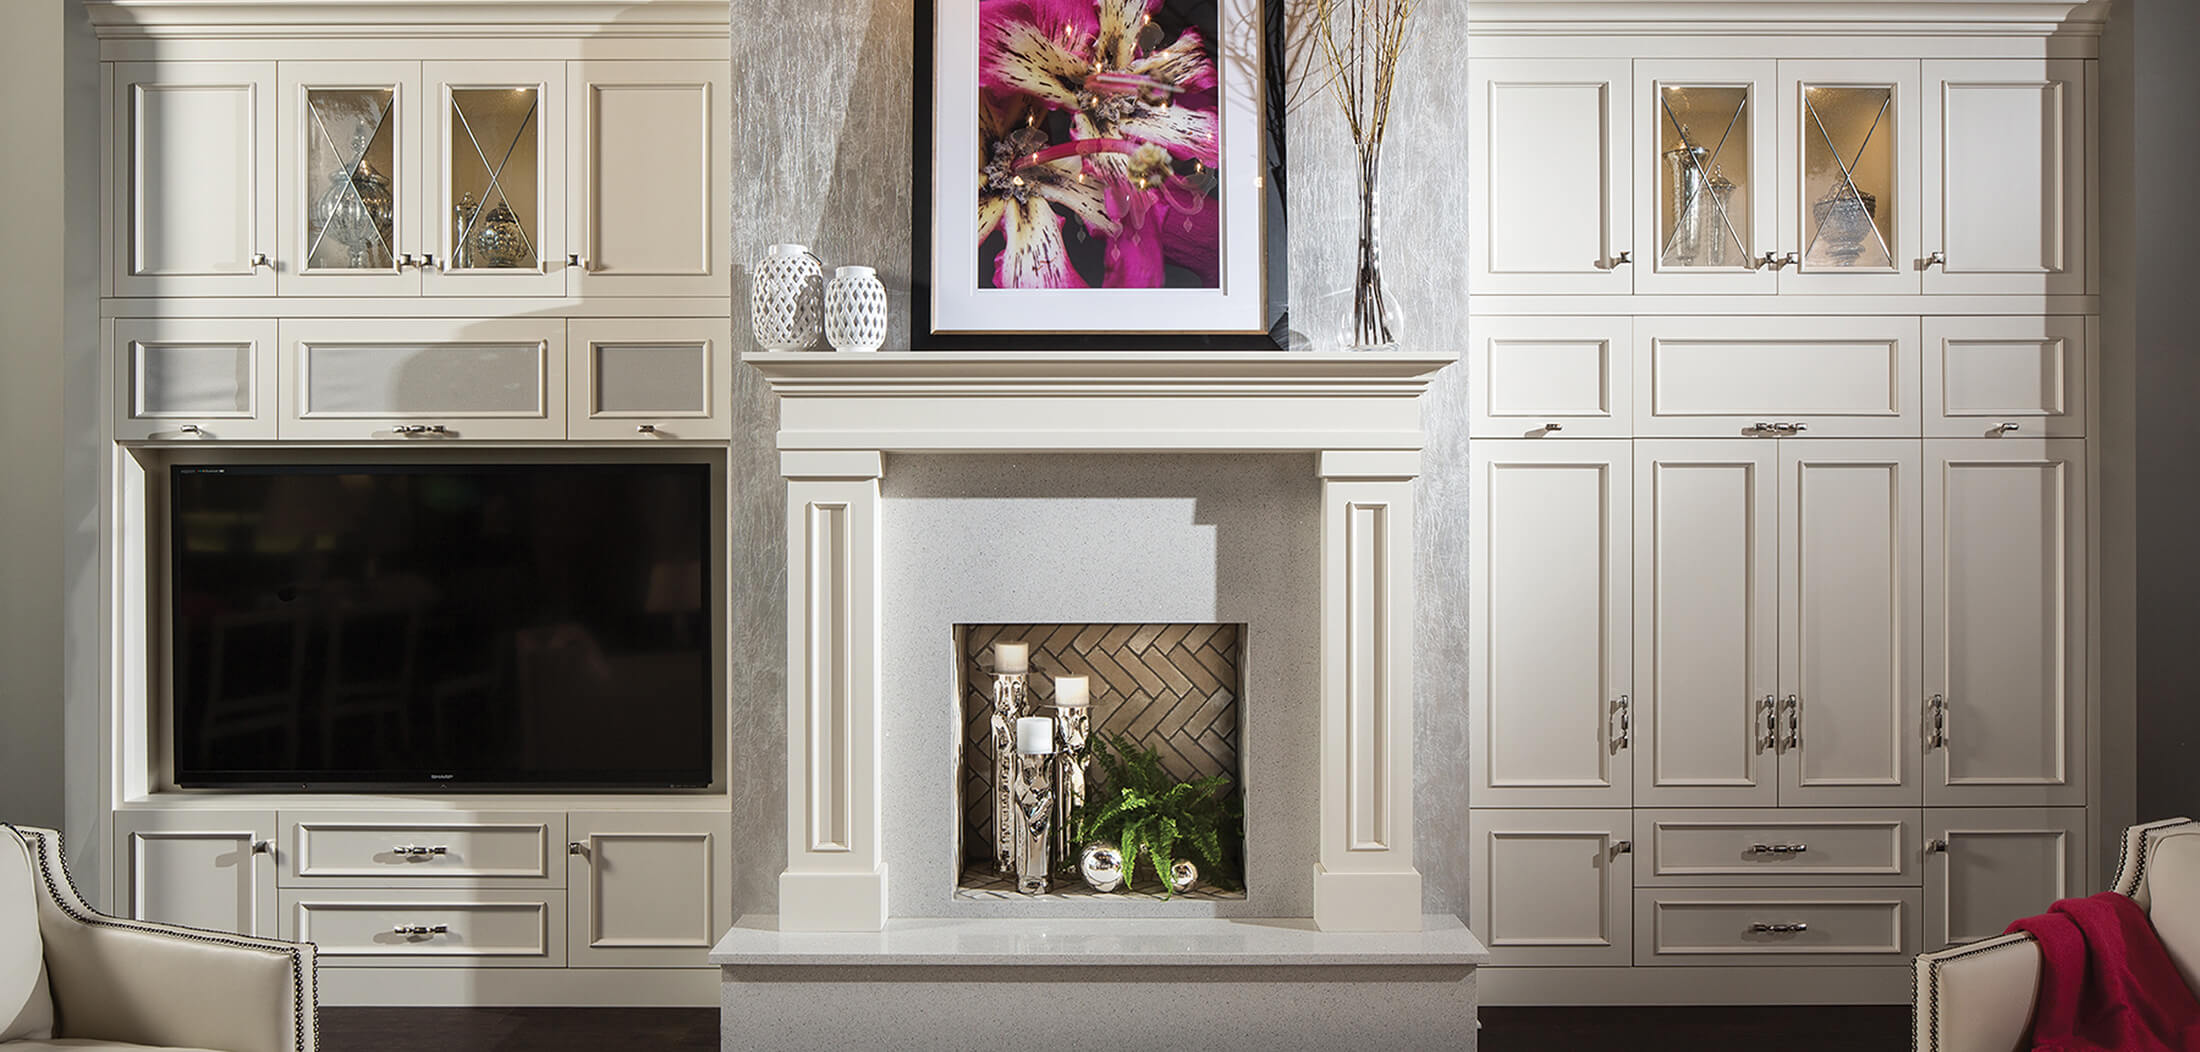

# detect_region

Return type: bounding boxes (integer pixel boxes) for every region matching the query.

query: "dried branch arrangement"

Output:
[1315,0,1421,347]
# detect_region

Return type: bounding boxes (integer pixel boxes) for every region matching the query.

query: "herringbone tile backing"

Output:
[958,623,1241,868]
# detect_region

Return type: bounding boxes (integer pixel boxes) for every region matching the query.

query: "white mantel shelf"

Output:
[746,351,1459,455]
[712,915,1489,967]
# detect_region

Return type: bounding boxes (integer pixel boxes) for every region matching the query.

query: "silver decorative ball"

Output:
[1167,859,1199,894]
[1079,842,1125,893]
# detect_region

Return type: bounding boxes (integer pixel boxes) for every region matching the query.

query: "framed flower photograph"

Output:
[915,0,1287,349]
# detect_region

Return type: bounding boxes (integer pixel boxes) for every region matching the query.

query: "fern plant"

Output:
[1073,733,1243,896]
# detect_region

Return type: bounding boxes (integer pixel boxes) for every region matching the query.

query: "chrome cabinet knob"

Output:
[1994,422,2021,435]
[1614,840,1633,855]
[250,839,273,855]
[1924,250,1948,270]
[567,841,588,857]
[248,253,271,270]
[1928,838,1950,854]
[1610,251,1632,268]
[567,253,591,272]
[1758,251,1799,271]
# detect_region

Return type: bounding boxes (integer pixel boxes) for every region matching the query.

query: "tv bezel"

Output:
[155,452,727,794]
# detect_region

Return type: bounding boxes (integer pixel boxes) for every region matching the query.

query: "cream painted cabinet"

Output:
[1470,809,1634,967]
[566,811,732,967]
[566,318,731,440]
[1924,440,2087,808]
[423,60,568,298]
[1467,316,1633,439]
[277,61,424,296]
[278,317,567,440]
[1469,441,1634,808]
[1924,808,2086,948]
[567,62,729,298]
[112,318,279,441]
[115,811,279,937]
[1633,316,1921,438]
[1924,316,2089,439]
[1633,60,1780,295]
[1631,440,1918,808]
[114,62,277,297]
[1775,61,1923,295]
[1922,60,2090,296]
[1469,59,1633,293]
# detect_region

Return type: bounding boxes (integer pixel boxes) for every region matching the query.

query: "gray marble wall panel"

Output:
[728,0,1470,920]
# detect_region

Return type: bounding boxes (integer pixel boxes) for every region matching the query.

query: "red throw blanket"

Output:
[2004,892,2200,1051]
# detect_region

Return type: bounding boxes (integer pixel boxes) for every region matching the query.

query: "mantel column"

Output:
[778,449,887,931]
[1313,449,1423,932]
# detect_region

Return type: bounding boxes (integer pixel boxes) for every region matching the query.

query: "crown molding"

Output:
[1469,0,2112,37]
[84,0,730,40]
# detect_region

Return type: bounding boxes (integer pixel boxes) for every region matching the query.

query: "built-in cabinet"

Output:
[92,0,734,1007]
[1469,0,2101,1006]
[115,809,732,972]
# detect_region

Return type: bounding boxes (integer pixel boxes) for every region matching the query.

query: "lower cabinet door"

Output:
[1470,809,1633,966]
[115,810,278,937]
[1634,886,1921,967]
[566,318,730,441]
[566,811,731,966]
[283,888,566,967]
[279,317,567,440]
[1634,808,1919,886]
[112,318,279,441]
[1925,807,2086,950]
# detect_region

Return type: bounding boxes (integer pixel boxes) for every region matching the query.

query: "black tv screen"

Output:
[169,463,713,789]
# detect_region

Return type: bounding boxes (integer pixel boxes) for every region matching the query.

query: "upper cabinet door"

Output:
[423,61,567,297]
[1634,61,1780,295]
[1470,440,1633,808]
[1776,61,1922,296]
[278,62,423,297]
[567,61,728,298]
[1922,60,2089,296]
[1470,60,1633,294]
[1777,441,1922,808]
[115,62,277,297]
[1924,440,2087,807]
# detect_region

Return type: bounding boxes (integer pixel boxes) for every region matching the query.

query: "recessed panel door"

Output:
[1470,60,1634,293]
[1925,808,2086,948]
[567,811,731,966]
[1634,440,1778,807]
[1777,441,1922,807]
[1924,440,2087,807]
[115,811,277,937]
[567,61,727,297]
[1470,441,1632,808]
[115,62,276,297]
[1922,60,2089,295]
[1471,809,1634,967]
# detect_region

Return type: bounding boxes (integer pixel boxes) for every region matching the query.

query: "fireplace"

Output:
[749,351,1453,933]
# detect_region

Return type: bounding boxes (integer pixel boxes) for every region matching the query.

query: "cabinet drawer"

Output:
[1635,317,1920,437]
[1924,316,2087,438]
[566,318,730,440]
[113,319,279,441]
[279,317,567,440]
[1635,810,1918,886]
[1469,317,1632,438]
[284,889,565,966]
[1635,887,1920,967]
[285,812,562,884]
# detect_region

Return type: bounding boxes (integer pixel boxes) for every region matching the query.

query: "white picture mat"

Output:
[930,0,1269,335]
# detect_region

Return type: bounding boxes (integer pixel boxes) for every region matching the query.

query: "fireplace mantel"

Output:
[752,350,1458,933]
[747,351,1458,454]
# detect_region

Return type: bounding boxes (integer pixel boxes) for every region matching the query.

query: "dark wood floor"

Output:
[321,1005,1913,1051]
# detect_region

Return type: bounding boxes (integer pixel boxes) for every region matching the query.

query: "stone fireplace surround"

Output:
[738,350,1457,934]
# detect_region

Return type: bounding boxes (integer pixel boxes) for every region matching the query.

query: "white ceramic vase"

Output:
[751,243,825,351]
[824,266,889,352]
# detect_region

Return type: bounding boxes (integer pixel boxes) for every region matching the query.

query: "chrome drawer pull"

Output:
[1749,922,1810,935]
[1749,843,1810,856]
[391,424,450,436]
[1928,694,1949,750]
[392,924,449,936]
[392,845,448,858]
[1758,695,1777,751]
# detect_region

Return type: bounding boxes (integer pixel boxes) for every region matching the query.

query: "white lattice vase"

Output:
[824,266,889,353]
[751,243,825,351]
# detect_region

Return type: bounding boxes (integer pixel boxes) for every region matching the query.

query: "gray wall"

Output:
[2124,0,2200,822]
[728,0,1471,919]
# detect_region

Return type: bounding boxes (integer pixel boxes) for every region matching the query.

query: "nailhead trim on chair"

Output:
[1917,933,2038,1052]
[4,824,318,1052]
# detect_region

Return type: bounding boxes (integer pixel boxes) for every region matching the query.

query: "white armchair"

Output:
[1913,817,2200,1052]
[0,824,317,1052]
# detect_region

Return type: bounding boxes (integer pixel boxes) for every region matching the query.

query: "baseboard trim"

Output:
[315,966,721,1006]
[1476,965,1913,1006]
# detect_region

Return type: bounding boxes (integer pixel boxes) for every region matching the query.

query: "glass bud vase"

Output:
[1338,167,1404,350]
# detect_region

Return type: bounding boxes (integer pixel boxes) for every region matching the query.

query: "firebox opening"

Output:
[955,622,1248,901]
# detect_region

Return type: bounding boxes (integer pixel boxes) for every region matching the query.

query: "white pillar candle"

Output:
[993,642,1030,675]
[1016,716,1056,755]
[1052,675,1090,708]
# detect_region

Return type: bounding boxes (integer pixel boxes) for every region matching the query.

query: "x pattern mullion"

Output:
[1802,89,1894,269]
[305,97,395,267]
[450,92,541,266]
[1658,89,1751,267]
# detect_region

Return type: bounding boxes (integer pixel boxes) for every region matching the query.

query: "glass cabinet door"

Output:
[1779,61,1921,294]
[279,63,421,295]
[424,62,566,297]
[1635,62,1778,294]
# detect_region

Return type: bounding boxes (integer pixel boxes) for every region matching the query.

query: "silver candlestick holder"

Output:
[1010,745,1056,896]
[1050,676,1092,873]
[989,670,1027,874]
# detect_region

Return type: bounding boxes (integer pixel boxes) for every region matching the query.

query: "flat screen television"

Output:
[168,462,713,789]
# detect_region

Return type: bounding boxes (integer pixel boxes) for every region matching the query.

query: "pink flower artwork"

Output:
[977,0,1223,290]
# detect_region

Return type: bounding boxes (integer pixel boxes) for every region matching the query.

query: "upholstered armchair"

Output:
[1,824,317,1052]
[1913,817,2200,1052]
